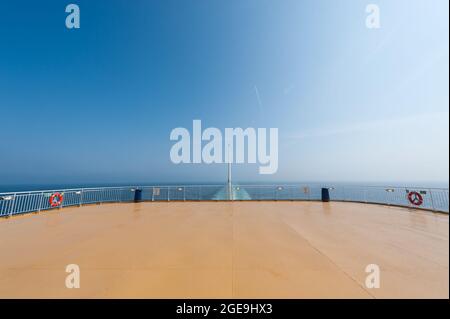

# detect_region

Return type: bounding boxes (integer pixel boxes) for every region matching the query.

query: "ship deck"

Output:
[0,201,448,298]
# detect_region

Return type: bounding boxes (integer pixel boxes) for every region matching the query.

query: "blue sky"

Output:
[0,0,448,185]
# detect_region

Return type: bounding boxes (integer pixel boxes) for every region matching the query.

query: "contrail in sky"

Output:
[254,85,263,113]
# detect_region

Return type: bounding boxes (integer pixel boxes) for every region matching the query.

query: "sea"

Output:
[0,181,448,193]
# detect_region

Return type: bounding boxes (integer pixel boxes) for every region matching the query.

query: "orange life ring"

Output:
[49,192,64,207]
[407,191,423,206]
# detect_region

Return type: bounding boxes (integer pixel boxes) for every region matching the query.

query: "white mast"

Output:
[227,143,232,200]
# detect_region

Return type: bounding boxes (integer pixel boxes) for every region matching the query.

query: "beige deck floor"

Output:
[0,201,448,299]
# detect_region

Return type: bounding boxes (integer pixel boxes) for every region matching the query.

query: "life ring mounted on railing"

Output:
[407,191,423,206]
[49,192,64,207]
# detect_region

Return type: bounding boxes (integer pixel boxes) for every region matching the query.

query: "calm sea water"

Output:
[0,181,448,193]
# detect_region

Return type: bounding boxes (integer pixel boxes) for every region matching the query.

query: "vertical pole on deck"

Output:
[227,143,232,200]
[429,189,436,211]
[38,192,43,212]
[80,189,84,206]
[9,193,16,217]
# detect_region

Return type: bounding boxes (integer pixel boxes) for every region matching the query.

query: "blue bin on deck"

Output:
[321,188,330,202]
[134,189,142,202]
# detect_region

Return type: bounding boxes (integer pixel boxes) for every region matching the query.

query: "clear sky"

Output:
[0,0,448,186]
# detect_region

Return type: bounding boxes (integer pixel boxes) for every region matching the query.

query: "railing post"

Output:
[38,192,43,213]
[79,189,84,206]
[59,191,64,209]
[9,193,16,217]
[429,189,436,212]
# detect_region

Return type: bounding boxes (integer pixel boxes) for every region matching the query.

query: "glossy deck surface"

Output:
[0,201,448,298]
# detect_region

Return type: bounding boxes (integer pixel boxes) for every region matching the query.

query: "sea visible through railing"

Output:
[0,183,448,217]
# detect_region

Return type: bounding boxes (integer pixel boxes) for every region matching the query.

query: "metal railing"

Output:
[327,185,449,213]
[0,184,448,217]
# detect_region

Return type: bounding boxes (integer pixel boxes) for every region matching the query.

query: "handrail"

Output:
[0,184,228,195]
[2,184,448,196]
[0,184,448,217]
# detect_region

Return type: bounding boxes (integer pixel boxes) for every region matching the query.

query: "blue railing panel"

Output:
[0,185,448,217]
